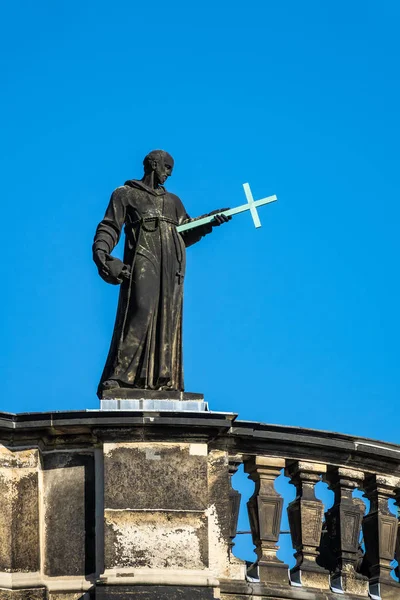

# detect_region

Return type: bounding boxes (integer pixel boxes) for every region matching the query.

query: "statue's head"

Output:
[143,150,174,186]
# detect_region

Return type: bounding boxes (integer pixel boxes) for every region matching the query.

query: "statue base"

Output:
[99,388,208,412]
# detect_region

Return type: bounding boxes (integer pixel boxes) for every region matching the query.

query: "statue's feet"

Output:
[102,379,120,390]
[158,381,174,391]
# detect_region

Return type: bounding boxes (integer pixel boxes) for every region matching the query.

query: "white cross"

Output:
[176,183,277,233]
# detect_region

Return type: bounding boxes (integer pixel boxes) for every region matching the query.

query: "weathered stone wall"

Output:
[0,409,399,599]
[0,447,40,573]
[0,590,47,600]
[0,426,241,599]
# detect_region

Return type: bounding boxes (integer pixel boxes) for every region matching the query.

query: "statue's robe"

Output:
[93,180,210,394]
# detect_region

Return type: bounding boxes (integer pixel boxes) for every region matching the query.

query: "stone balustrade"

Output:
[223,421,400,600]
[0,409,399,600]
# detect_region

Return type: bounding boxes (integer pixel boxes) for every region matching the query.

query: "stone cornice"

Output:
[0,409,399,475]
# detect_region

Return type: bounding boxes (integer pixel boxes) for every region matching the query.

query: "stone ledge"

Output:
[92,585,217,599]
[220,579,370,599]
[100,568,219,587]
[0,410,399,475]
[0,573,95,592]
[0,410,234,426]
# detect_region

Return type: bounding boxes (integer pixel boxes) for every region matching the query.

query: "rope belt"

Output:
[125,216,179,233]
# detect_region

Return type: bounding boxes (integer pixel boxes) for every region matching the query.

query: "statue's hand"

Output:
[94,251,110,281]
[94,251,131,285]
[209,208,232,226]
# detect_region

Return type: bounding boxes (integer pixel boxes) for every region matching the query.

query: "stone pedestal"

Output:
[97,437,244,589]
[99,389,208,412]
[79,409,242,598]
[102,440,210,574]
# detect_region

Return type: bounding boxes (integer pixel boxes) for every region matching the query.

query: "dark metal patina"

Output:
[93,150,229,397]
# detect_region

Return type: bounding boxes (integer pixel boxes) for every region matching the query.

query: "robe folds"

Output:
[93,180,210,393]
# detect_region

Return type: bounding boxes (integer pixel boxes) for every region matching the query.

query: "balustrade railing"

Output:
[227,427,400,599]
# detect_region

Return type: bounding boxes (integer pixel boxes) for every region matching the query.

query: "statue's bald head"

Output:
[143,150,174,174]
[142,150,174,187]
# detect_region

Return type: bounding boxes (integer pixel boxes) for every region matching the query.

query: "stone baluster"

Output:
[395,485,400,582]
[324,466,368,595]
[228,456,242,554]
[362,474,400,599]
[285,460,329,589]
[244,456,288,585]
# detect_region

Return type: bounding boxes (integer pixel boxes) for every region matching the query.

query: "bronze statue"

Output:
[93,150,230,396]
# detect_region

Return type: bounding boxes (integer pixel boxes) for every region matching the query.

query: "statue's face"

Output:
[151,153,174,185]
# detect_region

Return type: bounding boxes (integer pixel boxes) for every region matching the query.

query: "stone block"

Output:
[104,510,208,569]
[104,443,208,511]
[99,389,204,401]
[43,452,95,577]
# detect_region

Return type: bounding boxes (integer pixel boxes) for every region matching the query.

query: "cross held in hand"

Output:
[176,183,277,233]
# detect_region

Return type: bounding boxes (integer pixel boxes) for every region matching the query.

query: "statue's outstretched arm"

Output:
[181,208,231,248]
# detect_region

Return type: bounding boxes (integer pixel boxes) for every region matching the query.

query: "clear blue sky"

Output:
[2,2,399,440]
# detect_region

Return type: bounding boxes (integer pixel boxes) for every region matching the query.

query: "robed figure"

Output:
[93,150,229,396]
